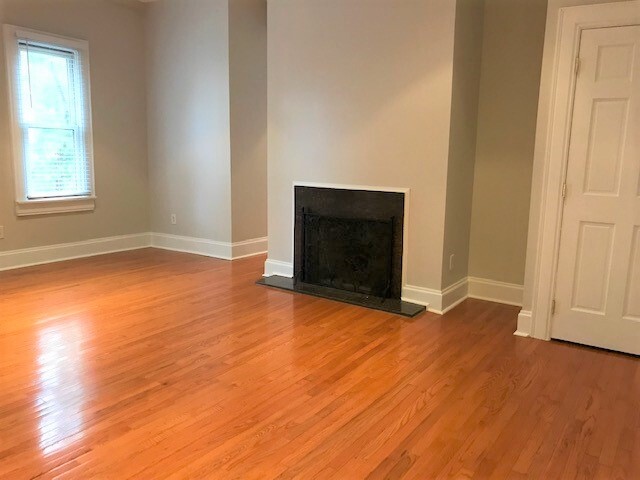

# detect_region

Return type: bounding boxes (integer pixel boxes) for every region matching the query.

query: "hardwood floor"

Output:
[0,249,638,479]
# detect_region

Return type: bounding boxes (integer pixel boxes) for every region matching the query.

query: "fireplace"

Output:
[300,212,394,297]
[258,185,425,317]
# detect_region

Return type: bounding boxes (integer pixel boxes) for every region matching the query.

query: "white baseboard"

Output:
[0,233,267,273]
[515,309,532,337]
[0,233,151,272]
[401,284,438,312]
[467,276,524,307]
[440,277,469,314]
[264,258,294,278]
[402,277,468,314]
[149,233,267,261]
[150,233,232,259]
[231,237,268,260]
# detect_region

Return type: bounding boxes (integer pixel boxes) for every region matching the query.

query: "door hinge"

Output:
[575,57,581,75]
[551,299,557,315]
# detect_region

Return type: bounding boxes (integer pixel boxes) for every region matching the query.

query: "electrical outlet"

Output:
[0,226,4,239]
[449,254,455,271]
[170,214,177,225]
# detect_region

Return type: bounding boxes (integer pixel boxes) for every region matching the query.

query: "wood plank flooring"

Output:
[0,248,638,479]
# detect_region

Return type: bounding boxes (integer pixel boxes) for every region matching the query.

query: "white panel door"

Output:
[553,25,640,355]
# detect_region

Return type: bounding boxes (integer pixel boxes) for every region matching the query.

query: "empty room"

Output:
[0,0,638,478]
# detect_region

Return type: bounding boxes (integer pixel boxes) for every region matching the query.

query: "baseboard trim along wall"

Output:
[402,277,468,314]
[231,237,269,260]
[440,277,469,314]
[150,233,231,259]
[467,276,524,307]
[515,310,533,337]
[149,233,267,261]
[264,258,295,278]
[262,260,523,315]
[0,233,151,272]
[401,284,439,312]
[0,233,268,272]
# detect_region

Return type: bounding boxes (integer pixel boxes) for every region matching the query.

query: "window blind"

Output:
[16,39,92,200]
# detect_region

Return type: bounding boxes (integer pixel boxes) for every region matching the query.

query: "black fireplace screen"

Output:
[301,211,394,298]
[294,186,404,300]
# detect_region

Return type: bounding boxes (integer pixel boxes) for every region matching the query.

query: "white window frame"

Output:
[3,25,96,216]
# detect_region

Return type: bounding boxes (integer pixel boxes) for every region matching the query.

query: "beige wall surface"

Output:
[146,0,232,242]
[521,0,630,310]
[0,0,149,252]
[442,0,485,288]
[229,0,267,243]
[266,0,457,291]
[468,0,547,286]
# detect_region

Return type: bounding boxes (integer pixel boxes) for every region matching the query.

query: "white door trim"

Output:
[527,0,640,340]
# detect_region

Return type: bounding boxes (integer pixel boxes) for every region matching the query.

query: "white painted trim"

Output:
[407,276,521,314]
[467,277,523,307]
[515,310,533,337]
[401,284,438,312]
[292,182,410,194]
[150,233,267,261]
[0,233,267,273]
[525,1,640,340]
[15,196,96,216]
[231,237,268,260]
[150,233,231,259]
[3,25,97,213]
[402,278,467,315]
[440,277,469,314]
[0,233,151,271]
[264,259,294,278]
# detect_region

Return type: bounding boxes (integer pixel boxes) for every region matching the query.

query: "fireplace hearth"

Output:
[257,186,425,317]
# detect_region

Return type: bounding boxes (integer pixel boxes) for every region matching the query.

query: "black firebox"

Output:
[293,186,405,300]
[300,212,394,298]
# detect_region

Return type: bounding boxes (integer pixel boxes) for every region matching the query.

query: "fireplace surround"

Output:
[258,185,425,317]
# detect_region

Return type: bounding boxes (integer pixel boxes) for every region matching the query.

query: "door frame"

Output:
[525,0,640,340]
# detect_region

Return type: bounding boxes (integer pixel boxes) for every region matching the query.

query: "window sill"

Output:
[16,196,96,217]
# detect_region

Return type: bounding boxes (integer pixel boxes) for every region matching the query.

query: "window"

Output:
[3,25,95,216]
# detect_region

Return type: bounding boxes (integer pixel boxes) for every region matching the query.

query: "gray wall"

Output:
[145,0,267,246]
[442,0,485,288]
[0,0,149,251]
[468,0,547,285]
[266,0,457,291]
[146,0,232,243]
[229,0,268,243]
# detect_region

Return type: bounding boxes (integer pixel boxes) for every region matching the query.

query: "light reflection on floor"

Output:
[36,319,86,456]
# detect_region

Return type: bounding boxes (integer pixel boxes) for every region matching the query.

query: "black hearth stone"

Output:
[256,275,426,318]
